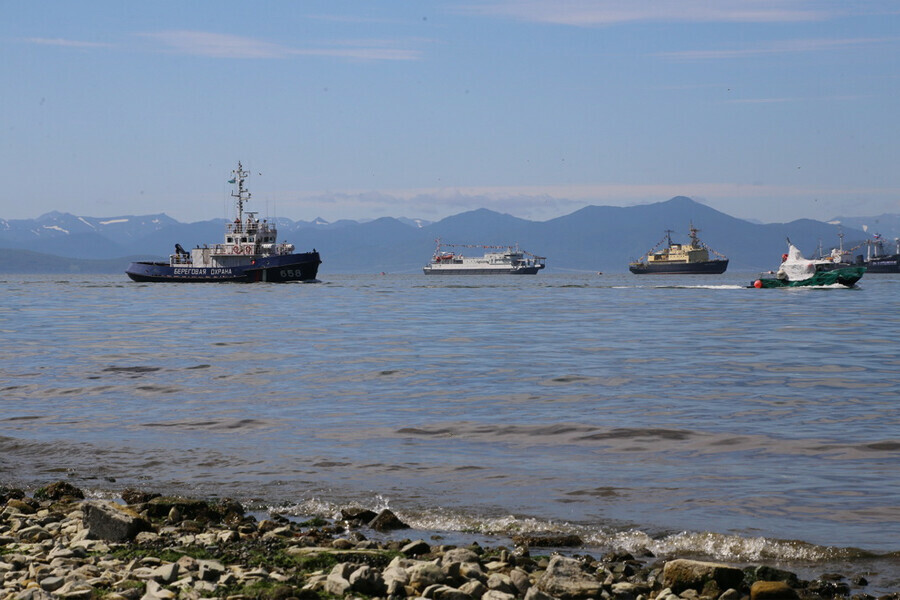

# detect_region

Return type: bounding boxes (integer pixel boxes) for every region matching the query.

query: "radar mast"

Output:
[231,162,251,221]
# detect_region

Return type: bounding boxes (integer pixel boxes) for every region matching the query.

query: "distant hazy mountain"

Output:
[0,197,879,274]
[395,217,432,228]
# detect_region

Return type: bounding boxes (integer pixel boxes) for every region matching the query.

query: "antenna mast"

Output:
[231,162,251,221]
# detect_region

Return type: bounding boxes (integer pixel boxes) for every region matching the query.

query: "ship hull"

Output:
[628,259,728,275]
[862,255,900,273]
[423,265,544,275]
[753,267,865,289]
[126,252,321,283]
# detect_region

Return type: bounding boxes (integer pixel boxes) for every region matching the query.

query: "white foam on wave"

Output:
[265,494,395,521]
[405,510,567,537]
[391,507,866,563]
[252,497,871,564]
[603,530,859,562]
[406,509,868,562]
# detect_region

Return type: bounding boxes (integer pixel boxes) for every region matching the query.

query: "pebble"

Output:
[0,482,897,600]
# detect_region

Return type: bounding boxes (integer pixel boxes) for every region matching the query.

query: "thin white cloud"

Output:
[460,0,838,26]
[728,97,797,104]
[141,30,288,58]
[25,37,111,49]
[294,48,422,61]
[304,14,404,25]
[292,38,424,61]
[659,37,895,61]
[140,30,422,61]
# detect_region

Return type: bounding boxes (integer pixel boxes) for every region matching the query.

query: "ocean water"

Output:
[1,272,899,588]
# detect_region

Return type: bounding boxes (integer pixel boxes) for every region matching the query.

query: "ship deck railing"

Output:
[227,222,276,235]
[201,243,297,256]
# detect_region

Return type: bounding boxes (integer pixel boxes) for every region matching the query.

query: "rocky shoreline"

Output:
[1,482,895,600]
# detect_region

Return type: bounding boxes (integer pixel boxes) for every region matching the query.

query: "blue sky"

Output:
[3,1,899,224]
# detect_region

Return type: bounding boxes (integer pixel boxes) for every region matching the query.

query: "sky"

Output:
[3,1,900,225]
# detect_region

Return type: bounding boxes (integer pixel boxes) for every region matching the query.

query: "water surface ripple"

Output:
[1,273,899,581]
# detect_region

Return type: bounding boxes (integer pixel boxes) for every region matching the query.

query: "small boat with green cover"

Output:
[752,243,865,288]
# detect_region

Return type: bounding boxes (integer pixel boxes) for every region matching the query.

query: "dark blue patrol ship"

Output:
[126,162,321,283]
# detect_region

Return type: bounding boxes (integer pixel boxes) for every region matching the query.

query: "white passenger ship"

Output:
[423,240,546,275]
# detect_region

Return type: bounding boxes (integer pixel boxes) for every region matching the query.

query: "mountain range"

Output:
[1,196,895,274]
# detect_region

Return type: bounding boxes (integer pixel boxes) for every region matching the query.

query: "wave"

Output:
[261,496,890,564]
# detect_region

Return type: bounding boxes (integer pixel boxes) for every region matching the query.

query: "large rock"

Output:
[349,564,387,596]
[120,488,161,505]
[39,576,65,592]
[6,499,36,514]
[509,568,532,596]
[144,496,213,520]
[17,525,52,542]
[534,555,603,599]
[662,559,744,594]
[431,584,475,600]
[611,581,649,600]
[325,563,353,596]
[483,591,517,600]
[383,564,410,596]
[150,563,180,585]
[402,539,431,556]
[368,508,409,531]
[487,573,518,596]
[443,548,481,564]
[341,507,378,523]
[409,561,446,591]
[82,500,153,542]
[750,581,798,600]
[753,566,800,587]
[512,533,584,547]
[145,579,177,600]
[524,588,557,600]
[143,496,244,523]
[34,481,84,501]
[0,487,25,503]
[461,580,489,598]
[197,559,226,582]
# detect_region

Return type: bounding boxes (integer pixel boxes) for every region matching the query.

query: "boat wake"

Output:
[778,283,863,290]
[654,284,746,290]
[605,284,744,290]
